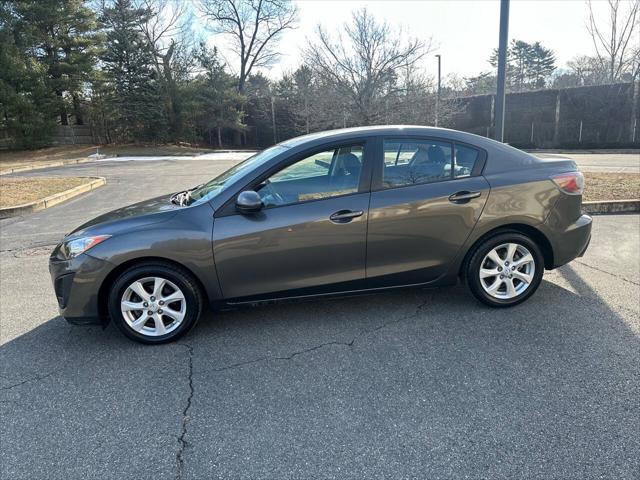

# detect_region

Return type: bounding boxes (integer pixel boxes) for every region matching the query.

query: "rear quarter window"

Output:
[454,144,480,178]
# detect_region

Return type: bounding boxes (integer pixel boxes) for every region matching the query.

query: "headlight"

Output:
[62,235,111,258]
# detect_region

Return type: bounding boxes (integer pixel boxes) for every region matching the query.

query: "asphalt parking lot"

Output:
[1,157,639,479]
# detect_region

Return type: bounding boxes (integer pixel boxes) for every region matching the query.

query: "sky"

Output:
[203,0,617,82]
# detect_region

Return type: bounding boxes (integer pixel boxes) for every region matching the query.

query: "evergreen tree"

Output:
[490,39,556,91]
[464,72,497,95]
[0,3,56,148]
[100,0,167,142]
[528,42,556,88]
[188,44,243,147]
[11,0,100,125]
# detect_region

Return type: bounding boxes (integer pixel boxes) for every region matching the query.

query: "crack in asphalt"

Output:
[574,260,639,286]
[170,297,429,477]
[212,296,430,374]
[0,329,100,391]
[0,369,59,391]
[175,343,194,480]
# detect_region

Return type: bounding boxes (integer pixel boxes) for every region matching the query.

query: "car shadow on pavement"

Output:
[1,272,639,479]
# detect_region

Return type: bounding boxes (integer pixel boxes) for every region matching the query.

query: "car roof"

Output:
[278,125,544,174]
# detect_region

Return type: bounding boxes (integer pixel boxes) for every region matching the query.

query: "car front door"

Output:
[366,136,490,287]
[212,141,373,300]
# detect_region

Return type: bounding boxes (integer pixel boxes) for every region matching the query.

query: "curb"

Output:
[583,199,640,214]
[0,157,98,176]
[0,177,106,219]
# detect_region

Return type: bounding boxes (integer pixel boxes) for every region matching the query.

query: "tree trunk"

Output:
[72,93,84,125]
[232,129,242,146]
[233,77,246,146]
[217,126,223,148]
[58,90,68,125]
[161,42,180,140]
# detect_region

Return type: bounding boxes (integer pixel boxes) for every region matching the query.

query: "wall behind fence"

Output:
[50,125,94,145]
[450,82,639,149]
[0,125,95,149]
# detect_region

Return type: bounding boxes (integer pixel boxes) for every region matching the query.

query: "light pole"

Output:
[494,0,510,142]
[435,54,441,127]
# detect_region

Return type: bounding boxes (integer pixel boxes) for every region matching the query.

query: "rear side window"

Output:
[382,139,453,188]
[454,144,480,178]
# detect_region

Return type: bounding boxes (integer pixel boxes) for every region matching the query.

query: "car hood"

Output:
[67,194,180,238]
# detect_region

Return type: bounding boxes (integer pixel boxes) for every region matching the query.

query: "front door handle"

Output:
[330,209,364,223]
[448,191,481,203]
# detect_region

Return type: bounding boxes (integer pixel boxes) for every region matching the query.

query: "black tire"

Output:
[108,262,203,344]
[465,231,544,308]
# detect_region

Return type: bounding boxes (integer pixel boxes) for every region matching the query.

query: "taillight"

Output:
[551,172,584,195]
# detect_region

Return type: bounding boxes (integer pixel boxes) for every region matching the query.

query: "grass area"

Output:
[583,172,640,202]
[0,176,91,208]
[0,144,217,170]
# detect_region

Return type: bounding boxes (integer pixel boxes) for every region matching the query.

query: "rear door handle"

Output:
[448,191,481,203]
[330,209,364,223]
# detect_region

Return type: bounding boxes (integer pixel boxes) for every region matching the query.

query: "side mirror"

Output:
[236,190,263,214]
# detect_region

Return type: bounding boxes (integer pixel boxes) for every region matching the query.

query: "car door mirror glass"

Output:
[236,190,263,213]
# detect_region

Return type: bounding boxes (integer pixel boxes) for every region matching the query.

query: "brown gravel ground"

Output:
[0,177,90,208]
[583,172,639,201]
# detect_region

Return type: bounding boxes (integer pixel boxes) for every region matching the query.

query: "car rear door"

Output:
[366,136,490,287]
[212,140,374,300]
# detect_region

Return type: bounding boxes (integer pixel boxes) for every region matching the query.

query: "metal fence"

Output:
[450,82,639,148]
[2,82,638,150]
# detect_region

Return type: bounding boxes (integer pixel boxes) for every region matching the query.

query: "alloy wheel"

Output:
[479,242,535,300]
[120,276,186,337]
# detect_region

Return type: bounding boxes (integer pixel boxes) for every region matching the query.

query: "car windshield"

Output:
[187,145,288,205]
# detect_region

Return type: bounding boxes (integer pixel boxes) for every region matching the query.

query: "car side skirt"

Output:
[218,274,457,307]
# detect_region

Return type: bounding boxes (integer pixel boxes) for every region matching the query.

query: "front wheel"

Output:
[108,263,203,344]
[465,232,544,307]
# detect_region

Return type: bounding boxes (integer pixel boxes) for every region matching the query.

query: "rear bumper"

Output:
[49,253,114,325]
[542,213,592,268]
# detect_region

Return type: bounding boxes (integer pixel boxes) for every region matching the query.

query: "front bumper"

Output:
[49,252,115,325]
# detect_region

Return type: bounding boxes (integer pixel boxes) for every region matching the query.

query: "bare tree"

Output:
[293,65,313,133]
[304,8,430,125]
[134,0,195,139]
[200,0,297,93]
[562,55,610,86]
[587,0,640,82]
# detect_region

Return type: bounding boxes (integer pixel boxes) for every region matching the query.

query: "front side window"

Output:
[189,145,288,205]
[382,139,453,188]
[256,145,364,208]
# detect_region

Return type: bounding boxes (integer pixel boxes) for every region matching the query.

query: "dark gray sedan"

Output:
[50,126,592,343]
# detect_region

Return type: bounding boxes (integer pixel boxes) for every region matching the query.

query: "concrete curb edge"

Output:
[0,157,99,176]
[582,199,640,214]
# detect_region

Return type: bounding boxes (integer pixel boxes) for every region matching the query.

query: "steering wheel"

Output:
[262,180,285,206]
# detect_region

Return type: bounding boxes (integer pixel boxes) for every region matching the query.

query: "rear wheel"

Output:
[466,232,544,307]
[108,263,203,344]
